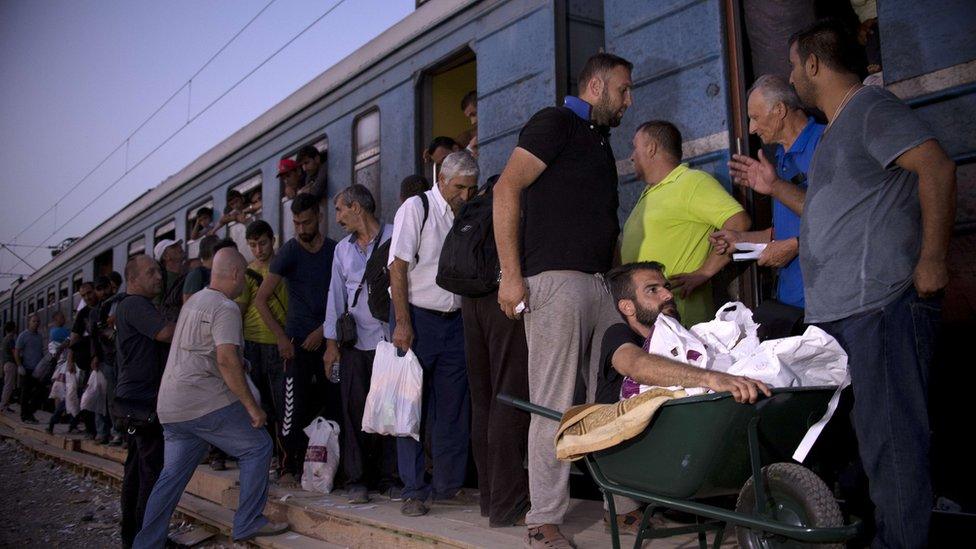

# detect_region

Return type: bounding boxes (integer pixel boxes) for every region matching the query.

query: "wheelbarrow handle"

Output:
[497,393,563,422]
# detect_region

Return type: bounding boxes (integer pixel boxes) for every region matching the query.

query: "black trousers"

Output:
[461,293,530,526]
[18,372,44,420]
[120,422,164,548]
[245,340,287,460]
[281,341,340,477]
[339,347,398,490]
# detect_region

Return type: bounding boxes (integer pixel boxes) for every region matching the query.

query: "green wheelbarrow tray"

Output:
[499,387,862,547]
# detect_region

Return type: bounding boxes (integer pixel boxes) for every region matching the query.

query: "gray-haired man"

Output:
[389,151,478,516]
[322,184,398,504]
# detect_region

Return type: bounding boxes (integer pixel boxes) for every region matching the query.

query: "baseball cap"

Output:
[153,239,183,261]
[277,158,299,177]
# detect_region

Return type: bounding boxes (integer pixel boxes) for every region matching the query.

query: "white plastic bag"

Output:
[300,417,341,494]
[81,370,107,413]
[65,369,80,417]
[691,301,761,370]
[362,341,423,441]
[725,326,848,388]
[49,362,67,401]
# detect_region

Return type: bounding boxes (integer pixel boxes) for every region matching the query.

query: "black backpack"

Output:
[365,193,429,322]
[436,188,499,297]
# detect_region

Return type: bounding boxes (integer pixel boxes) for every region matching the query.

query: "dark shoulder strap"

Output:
[351,226,385,309]
[415,193,430,263]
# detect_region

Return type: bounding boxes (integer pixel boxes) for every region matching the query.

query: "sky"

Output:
[0,0,415,291]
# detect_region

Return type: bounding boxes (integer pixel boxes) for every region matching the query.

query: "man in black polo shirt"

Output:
[493,52,634,548]
[114,255,175,548]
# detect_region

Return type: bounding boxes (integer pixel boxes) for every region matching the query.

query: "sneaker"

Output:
[96,435,110,445]
[432,488,479,507]
[400,498,429,517]
[108,435,124,446]
[384,486,404,501]
[525,525,576,548]
[210,458,227,471]
[235,520,289,540]
[347,485,369,504]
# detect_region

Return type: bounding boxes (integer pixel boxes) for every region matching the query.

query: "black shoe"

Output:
[347,486,369,504]
[45,425,54,435]
[108,435,123,446]
[210,458,227,471]
[432,488,479,507]
[400,498,429,517]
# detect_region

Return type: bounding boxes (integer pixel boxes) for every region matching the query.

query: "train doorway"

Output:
[418,48,476,184]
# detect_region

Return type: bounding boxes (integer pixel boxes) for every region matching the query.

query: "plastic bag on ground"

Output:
[81,370,107,413]
[362,341,423,441]
[301,417,340,494]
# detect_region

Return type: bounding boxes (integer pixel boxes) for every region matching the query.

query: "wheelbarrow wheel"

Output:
[734,462,843,548]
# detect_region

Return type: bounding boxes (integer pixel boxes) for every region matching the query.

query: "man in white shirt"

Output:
[389,151,478,517]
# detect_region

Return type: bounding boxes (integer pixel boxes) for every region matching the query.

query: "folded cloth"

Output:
[555,387,686,462]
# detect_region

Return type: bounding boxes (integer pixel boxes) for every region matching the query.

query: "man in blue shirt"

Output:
[14,313,44,423]
[714,75,824,329]
[321,184,397,504]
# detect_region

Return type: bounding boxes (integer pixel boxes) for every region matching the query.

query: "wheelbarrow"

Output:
[499,387,861,548]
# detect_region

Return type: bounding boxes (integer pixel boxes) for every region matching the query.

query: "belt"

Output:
[413,306,460,318]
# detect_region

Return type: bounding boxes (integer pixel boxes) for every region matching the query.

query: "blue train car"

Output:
[2,0,974,329]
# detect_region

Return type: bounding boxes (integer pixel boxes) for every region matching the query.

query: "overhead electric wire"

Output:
[5,0,348,276]
[5,0,278,250]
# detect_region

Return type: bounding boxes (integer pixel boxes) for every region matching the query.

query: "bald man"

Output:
[134,249,287,547]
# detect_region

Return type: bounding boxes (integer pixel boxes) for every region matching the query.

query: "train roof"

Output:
[8,0,474,297]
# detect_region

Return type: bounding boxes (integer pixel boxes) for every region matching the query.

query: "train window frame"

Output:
[186,198,215,242]
[47,286,56,309]
[278,136,327,242]
[27,297,35,315]
[72,271,84,294]
[36,291,44,311]
[353,109,381,217]
[153,219,177,245]
[226,172,263,227]
[59,279,68,302]
[128,236,146,258]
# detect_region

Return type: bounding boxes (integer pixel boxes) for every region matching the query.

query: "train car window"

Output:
[185,198,215,260]
[154,219,177,245]
[353,109,381,218]
[27,298,34,315]
[47,286,55,308]
[223,173,263,262]
[59,280,68,301]
[93,248,113,278]
[36,291,44,311]
[128,237,146,258]
[72,271,83,294]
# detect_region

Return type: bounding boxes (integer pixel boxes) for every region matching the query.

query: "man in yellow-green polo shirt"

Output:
[235,219,288,463]
[621,121,750,325]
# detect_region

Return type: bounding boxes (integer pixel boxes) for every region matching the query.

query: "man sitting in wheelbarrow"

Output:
[596,261,771,406]
[561,261,771,535]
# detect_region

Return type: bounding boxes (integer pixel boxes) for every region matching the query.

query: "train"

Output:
[3,0,974,333]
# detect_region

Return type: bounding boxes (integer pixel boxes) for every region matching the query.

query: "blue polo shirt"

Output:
[773,117,825,308]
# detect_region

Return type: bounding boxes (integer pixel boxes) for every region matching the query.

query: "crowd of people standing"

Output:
[0,17,957,549]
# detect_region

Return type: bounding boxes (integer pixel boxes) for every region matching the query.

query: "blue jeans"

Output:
[817,287,940,549]
[390,306,470,501]
[132,401,273,547]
